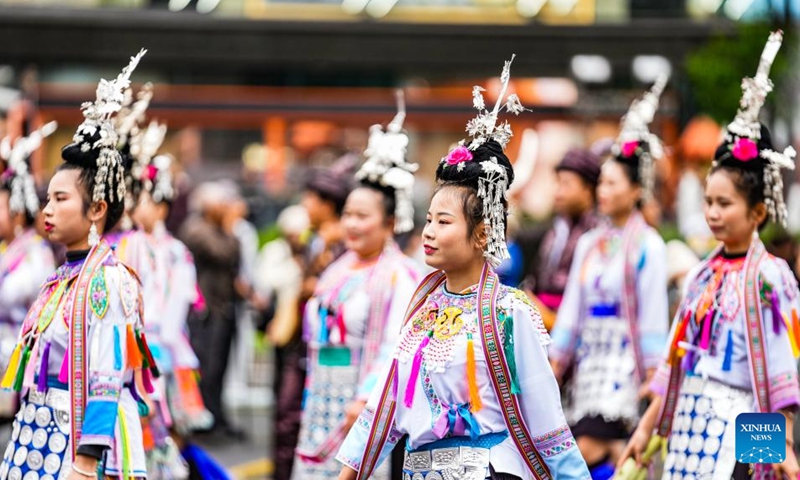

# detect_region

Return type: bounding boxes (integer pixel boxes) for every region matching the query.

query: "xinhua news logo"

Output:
[735,413,786,464]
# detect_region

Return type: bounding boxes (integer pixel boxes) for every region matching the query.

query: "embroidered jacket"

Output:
[336,280,590,479]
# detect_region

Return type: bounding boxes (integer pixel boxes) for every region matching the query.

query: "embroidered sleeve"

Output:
[336,405,402,472]
[635,233,670,369]
[80,263,144,448]
[513,294,591,479]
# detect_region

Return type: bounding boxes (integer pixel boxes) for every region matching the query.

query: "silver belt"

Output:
[403,446,490,480]
[681,375,751,400]
[27,388,70,412]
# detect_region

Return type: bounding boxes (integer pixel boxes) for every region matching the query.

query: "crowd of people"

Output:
[0,30,798,480]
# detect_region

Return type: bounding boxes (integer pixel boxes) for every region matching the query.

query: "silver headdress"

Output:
[130,120,173,203]
[439,55,525,268]
[0,121,58,217]
[355,91,418,234]
[148,154,175,203]
[712,30,796,227]
[117,82,154,151]
[611,73,668,202]
[71,49,147,204]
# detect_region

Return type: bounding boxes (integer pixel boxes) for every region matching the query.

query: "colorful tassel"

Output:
[466,334,483,412]
[318,307,329,344]
[404,331,432,408]
[770,291,782,335]
[142,368,154,394]
[139,333,160,378]
[135,331,150,369]
[58,349,69,384]
[335,309,346,345]
[126,324,142,369]
[1,343,21,389]
[791,310,800,358]
[699,309,713,351]
[37,342,51,393]
[501,313,521,395]
[722,329,734,372]
[13,345,30,392]
[114,326,122,371]
[23,342,39,390]
[670,311,691,365]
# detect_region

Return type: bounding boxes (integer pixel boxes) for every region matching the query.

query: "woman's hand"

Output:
[344,400,367,433]
[338,466,358,480]
[66,454,97,479]
[617,426,652,470]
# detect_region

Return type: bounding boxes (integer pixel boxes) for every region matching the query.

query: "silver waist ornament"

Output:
[402,445,491,480]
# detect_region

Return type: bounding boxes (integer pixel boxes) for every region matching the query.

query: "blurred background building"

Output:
[0,0,795,231]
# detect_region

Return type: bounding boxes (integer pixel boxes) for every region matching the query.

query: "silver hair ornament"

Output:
[0,121,58,217]
[355,90,418,233]
[612,73,668,202]
[74,49,147,203]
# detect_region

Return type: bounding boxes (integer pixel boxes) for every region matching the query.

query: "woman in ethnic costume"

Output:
[0,50,154,480]
[337,57,589,480]
[547,76,670,475]
[292,93,422,480]
[620,31,800,480]
[0,122,58,421]
[131,152,215,479]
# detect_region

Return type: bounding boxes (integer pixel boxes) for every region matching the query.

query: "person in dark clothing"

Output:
[522,148,601,325]
[180,181,243,438]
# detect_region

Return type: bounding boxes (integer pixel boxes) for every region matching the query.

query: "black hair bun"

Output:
[61,131,101,169]
[436,140,515,188]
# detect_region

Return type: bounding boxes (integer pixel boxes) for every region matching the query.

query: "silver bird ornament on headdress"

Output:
[440,55,525,267]
[611,73,668,202]
[0,121,58,217]
[355,90,418,234]
[72,48,147,204]
[714,30,796,227]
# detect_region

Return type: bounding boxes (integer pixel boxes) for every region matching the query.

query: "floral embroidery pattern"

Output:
[89,270,109,319]
[532,425,576,457]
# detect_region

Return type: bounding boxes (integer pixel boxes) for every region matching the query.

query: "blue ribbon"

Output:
[446,403,481,441]
[590,303,619,317]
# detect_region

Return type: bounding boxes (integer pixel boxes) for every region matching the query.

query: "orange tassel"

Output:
[126,325,142,369]
[1,344,21,389]
[792,309,800,357]
[466,334,482,412]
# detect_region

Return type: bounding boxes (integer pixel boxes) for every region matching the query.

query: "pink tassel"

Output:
[404,332,432,408]
[771,291,782,335]
[24,342,39,390]
[58,348,69,384]
[142,368,155,394]
[336,309,346,345]
[699,309,713,350]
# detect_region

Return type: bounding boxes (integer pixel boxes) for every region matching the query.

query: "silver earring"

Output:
[88,222,99,247]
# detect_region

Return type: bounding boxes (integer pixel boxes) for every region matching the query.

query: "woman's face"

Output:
[597,161,641,218]
[42,169,99,250]
[704,170,764,248]
[422,186,483,272]
[132,191,160,233]
[0,190,14,242]
[341,187,393,259]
